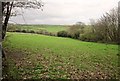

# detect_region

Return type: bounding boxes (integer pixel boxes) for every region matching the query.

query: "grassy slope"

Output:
[3,32,118,79]
[16,25,69,33]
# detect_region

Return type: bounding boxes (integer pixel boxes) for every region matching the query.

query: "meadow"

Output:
[8,24,69,33]
[3,32,118,79]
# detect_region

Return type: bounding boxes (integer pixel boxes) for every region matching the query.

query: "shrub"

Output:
[29,30,35,33]
[44,31,50,35]
[7,24,16,32]
[15,29,21,32]
[36,30,43,34]
[67,31,80,39]
[49,32,56,36]
[57,31,68,37]
[73,31,80,39]
[80,33,103,42]
[21,30,27,33]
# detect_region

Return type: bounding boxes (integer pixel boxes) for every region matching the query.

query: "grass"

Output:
[3,32,118,79]
[12,25,69,33]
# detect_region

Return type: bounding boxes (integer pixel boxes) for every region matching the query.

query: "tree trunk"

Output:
[2,2,13,39]
[1,2,13,58]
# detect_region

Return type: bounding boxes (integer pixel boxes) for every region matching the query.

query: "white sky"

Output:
[10,0,119,25]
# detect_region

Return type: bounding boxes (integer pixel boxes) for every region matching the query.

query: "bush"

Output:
[73,31,80,39]
[44,31,50,35]
[21,30,27,33]
[80,33,103,42]
[29,30,35,33]
[57,31,68,37]
[15,29,21,32]
[36,30,43,34]
[7,24,16,32]
[46,32,56,36]
[67,31,80,39]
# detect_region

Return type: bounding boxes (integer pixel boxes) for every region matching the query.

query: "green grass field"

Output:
[13,25,69,33]
[3,32,118,79]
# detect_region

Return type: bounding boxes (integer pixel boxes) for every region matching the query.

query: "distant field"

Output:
[10,25,69,33]
[3,32,118,79]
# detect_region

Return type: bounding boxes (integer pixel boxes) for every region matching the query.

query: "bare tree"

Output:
[2,0,43,39]
[89,19,96,33]
[90,8,118,43]
[2,0,44,57]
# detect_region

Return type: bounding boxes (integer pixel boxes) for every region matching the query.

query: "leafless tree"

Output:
[2,0,44,57]
[2,0,44,39]
[90,8,118,43]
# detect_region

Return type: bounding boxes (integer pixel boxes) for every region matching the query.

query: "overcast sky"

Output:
[10,0,119,25]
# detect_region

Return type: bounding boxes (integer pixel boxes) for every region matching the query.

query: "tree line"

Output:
[57,8,118,44]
